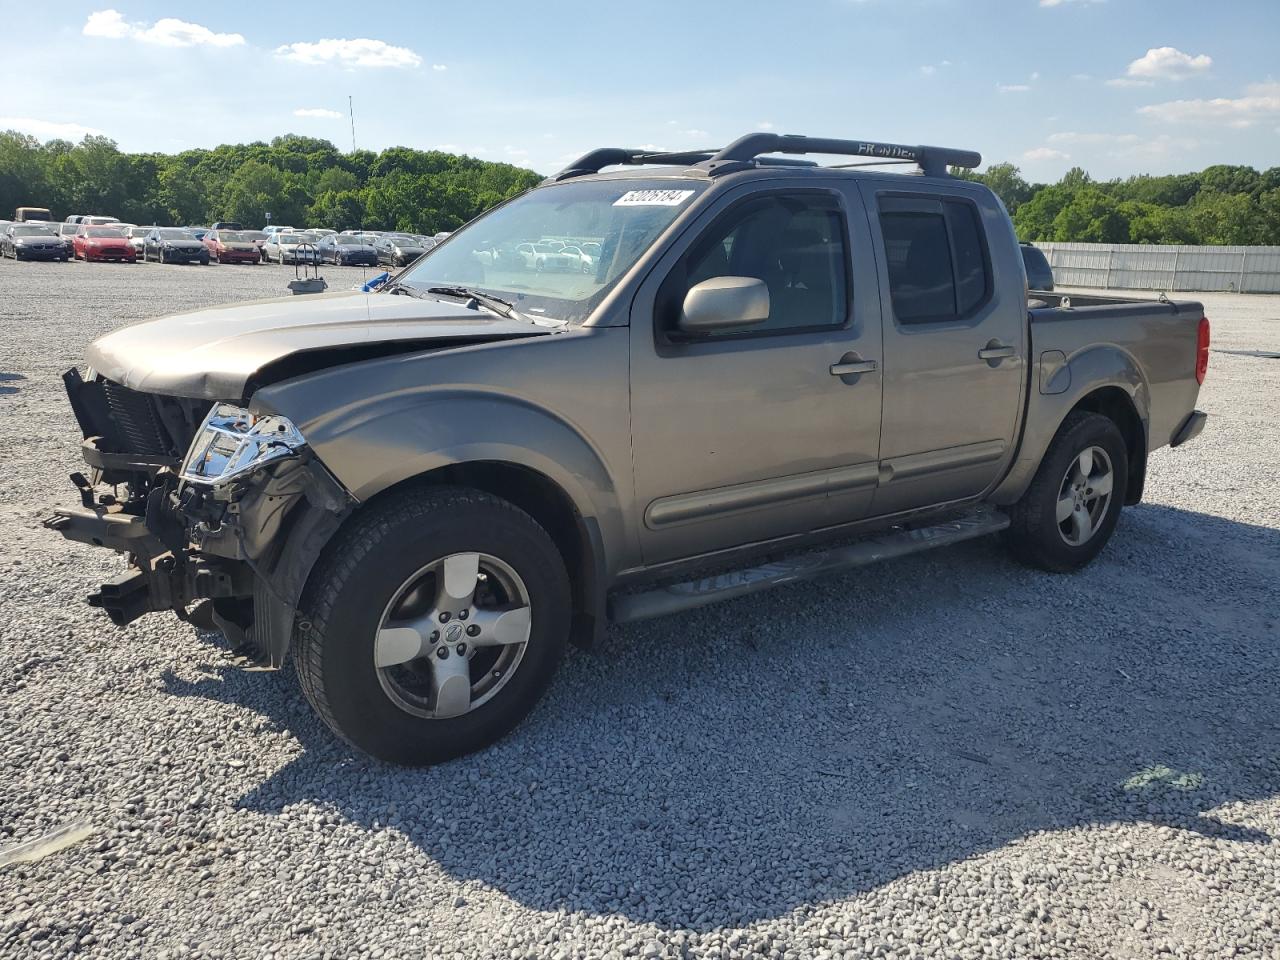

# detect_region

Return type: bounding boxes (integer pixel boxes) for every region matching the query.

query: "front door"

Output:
[629,183,884,565]
[860,186,1026,516]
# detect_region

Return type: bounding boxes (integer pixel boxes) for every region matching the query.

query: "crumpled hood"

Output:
[86,290,559,400]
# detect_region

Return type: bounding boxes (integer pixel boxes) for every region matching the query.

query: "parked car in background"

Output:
[263,231,321,264]
[56,222,80,252]
[186,226,211,240]
[1021,242,1055,292]
[81,215,121,227]
[143,227,208,264]
[374,234,426,267]
[2,222,66,260]
[211,221,244,231]
[73,225,135,262]
[263,225,293,236]
[242,229,269,259]
[125,226,153,256]
[309,228,336,237]
[64,215,85,224]
[318,233,378,265]
[433,230,451,241]
[14,206,53,222]
[203,230,261,264]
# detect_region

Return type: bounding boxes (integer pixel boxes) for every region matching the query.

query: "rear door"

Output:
[860,184,1026,515]
[629,181,884,565]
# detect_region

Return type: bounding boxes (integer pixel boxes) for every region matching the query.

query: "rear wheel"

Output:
[295,486,571,765]
[1005,411,1129,572]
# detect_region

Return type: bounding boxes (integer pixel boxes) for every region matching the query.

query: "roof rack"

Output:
[547,133,981,183]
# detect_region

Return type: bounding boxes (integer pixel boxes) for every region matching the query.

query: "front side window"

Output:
[395,178,709,324]
[666,192,848,337]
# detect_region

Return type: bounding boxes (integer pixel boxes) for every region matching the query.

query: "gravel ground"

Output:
[1,261,1277,960]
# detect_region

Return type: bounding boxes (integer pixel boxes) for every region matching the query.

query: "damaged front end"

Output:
[44,370,353,669]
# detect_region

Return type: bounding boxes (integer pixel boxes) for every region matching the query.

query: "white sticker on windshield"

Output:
[613,189,696,207]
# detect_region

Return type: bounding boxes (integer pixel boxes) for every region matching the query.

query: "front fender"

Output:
[990,343,1149,506]
[249,329,634,570]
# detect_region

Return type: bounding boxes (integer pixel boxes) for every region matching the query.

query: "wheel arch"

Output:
[369,461,608,651]
[1067,386,1147,505]
[992,343,1150,507]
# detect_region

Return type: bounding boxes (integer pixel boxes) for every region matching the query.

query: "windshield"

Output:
[243,231,267,241]
[13,225,55,236]
[334,236,366,245]
[129,227,150,237]
[158,228,195,240]
[394,179,707,323]
[218,231,247,242]
[86,227,125,238]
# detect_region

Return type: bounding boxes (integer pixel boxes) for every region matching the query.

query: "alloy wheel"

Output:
[1056,445,1114,546]
[373,552,532,719]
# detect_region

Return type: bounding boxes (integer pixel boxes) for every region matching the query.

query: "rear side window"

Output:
[670,192,849,337]
[879,197,991,324]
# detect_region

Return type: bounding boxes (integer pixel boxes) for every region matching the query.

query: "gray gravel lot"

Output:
[1,261,1278,960]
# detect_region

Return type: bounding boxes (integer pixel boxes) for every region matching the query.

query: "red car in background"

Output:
[203,229,262,264]
[73,225,136,262]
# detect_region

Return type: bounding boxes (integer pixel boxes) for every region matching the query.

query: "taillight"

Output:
[1196,316,1210,385]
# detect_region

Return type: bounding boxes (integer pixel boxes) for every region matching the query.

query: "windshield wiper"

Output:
[423,285,525,322]
[384,280,428,299]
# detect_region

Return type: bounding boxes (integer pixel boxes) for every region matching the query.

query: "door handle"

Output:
[978,341,1016,361]
[830,354,878,377]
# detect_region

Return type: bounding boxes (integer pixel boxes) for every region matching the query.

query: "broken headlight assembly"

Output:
[179,403,307,487]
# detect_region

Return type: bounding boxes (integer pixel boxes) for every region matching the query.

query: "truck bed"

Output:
[1026,289,1205,453]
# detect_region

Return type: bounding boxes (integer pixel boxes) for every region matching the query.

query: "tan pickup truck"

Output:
[48,132,1209,764]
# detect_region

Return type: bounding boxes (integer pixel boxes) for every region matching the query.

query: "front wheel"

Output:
[294,486,571,766]
[1004,411,1129,572]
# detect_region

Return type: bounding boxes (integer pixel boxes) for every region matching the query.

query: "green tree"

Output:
[1051,188,1130,243]
[980,162,1033,213]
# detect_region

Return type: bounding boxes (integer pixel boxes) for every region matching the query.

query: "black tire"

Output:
[1004,411,1129,573]
[295,485,571,766]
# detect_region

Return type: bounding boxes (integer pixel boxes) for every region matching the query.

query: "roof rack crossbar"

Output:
[707,133,980,178]
[547,133,981,182]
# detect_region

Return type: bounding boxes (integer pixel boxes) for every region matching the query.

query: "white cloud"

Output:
[1125,46,1212,81]
[1048,131,1141,145]
[431,63,447,71]
[293,108,342,119]
[1138,82,1280,127]
[83,9,244,48]
[0,116,105,140]
[997,83,1031,93]
[83,10,130,38]
[1030,71,1041,81]
[1106,77,1153,88]
[756,121,775,130]
[683,128,709,139]
[274,38,422,69]
[921,65,936,76]
[1023,146,1069,161]
[1044,131,1199,159]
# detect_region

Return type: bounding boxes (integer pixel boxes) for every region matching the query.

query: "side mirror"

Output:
[678,276,770,334]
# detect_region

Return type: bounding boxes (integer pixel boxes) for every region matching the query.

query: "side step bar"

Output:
[609,505,1009,624]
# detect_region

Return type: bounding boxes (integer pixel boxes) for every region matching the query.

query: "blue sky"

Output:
[2,0,1277,181]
